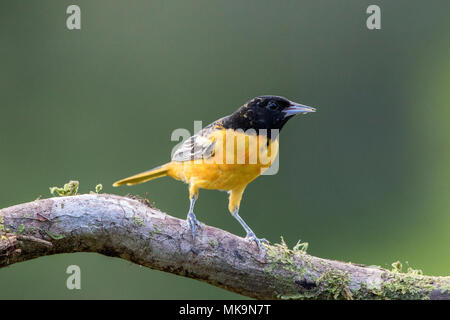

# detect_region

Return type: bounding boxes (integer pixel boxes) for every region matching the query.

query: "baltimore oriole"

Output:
[113,96,315,250]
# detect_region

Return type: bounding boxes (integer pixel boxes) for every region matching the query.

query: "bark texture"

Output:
[1,194,449,300]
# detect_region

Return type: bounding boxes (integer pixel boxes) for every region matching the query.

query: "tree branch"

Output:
[0,194,449,299]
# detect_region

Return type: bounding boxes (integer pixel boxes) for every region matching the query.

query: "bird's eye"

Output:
[266,102,278,110]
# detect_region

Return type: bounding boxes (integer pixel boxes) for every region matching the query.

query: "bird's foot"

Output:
[187,211,203,239]
[245,232,268,251]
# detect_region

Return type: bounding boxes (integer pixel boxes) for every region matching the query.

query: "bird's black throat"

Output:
[220,101,291,139]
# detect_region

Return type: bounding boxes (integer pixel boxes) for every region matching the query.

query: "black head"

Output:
[222,95,315,133]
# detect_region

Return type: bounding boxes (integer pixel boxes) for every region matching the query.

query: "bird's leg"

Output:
[229,187,268,251]
[186,195,202,239]
[232,208,268,251]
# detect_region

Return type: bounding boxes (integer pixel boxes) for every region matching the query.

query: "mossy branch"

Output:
[0,194,449,300]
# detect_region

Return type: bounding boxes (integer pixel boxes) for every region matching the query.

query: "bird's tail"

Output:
[113,163,171,187]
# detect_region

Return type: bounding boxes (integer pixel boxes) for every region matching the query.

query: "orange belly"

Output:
[167,162,262,191]
[167,129,279,191]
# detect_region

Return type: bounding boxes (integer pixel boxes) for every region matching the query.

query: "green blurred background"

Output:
[1,0,449,299]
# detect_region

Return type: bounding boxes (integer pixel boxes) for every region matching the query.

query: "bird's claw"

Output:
[245,232,268,251]
[187,212,203,239]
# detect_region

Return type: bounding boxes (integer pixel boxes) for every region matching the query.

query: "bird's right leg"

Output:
[187,184,202,239]
[228,186,268,251]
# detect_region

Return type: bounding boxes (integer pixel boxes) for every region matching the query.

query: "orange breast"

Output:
[167,129,279,191]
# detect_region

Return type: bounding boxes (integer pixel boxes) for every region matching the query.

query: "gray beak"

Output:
[282,102,316,118]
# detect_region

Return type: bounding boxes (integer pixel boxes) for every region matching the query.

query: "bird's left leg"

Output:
[187,184,202,239]
[228,187,268,251]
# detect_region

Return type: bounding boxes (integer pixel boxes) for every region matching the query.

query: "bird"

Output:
[113,95,316,250]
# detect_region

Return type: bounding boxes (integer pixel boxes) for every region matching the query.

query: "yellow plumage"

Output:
[113,129,278,213]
